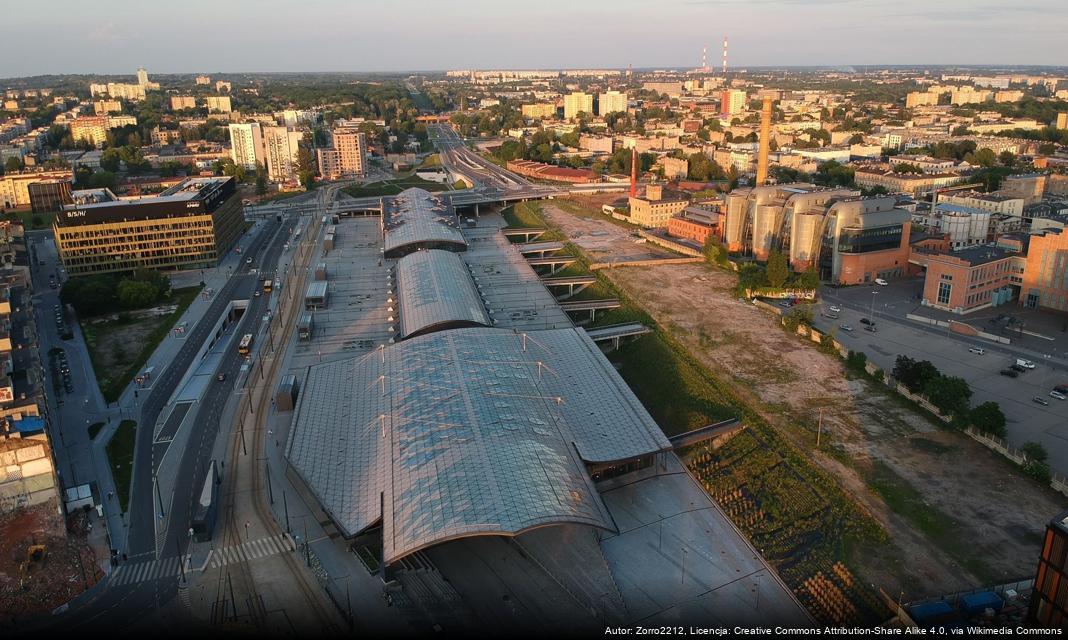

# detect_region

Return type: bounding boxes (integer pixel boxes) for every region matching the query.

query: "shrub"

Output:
[1021,441,1049,463]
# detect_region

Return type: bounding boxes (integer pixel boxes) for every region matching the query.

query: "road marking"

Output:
[110,554,190,588]
[207,534,294,569]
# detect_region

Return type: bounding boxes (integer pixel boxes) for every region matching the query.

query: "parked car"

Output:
[254,290,261,297]
[1033,396,1050,406]
[1010,364,1027,373]
[864,325,877,332]
[860,318,875,326]
[1051,390,1067,401]
[1016,358,1036,369]
[968,347,985,355]
[829,305,841,313]
[246,257,253,265]
[823,312,839,319]
[216,373,226,382]
[839,324,854,332]
[874,278,888,286]
[1000,369,1019,378]
[1054,385,1068,394]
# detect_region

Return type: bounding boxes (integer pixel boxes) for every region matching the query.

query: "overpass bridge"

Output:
[525,255,577,275]
[560,298,621,322]
[540,274,596,299]
[583,322,651,349]
[515,241,564,257]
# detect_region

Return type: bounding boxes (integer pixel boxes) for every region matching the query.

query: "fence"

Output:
[964,427,1068,498]
[589,256,704,270]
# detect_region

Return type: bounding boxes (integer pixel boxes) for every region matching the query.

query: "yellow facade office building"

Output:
[54,177,243,276]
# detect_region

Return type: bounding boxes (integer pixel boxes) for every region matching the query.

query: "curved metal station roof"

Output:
[395,249,491,339]
[383,188,466,258]
[286,327,671,564]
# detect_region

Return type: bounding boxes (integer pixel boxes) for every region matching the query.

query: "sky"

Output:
[2,0,1066,77]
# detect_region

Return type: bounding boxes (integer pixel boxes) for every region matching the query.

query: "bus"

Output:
[262,279,273,293]
[238,333,254,356]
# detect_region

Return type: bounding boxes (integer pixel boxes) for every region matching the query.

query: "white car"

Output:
[829,305,841,313]
[968,347,985,355]
[874,278,888,286]
[1051,390,1067,401]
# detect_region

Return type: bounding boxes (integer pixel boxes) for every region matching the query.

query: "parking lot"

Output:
[813,282,1068,474]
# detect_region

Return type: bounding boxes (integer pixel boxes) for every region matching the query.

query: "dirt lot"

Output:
[541,200,678,264]
[0,503,100,625]
[548,207,1064,600]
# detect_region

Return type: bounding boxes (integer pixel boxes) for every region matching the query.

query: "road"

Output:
[35,202,299,632]
[815,283,1068,474]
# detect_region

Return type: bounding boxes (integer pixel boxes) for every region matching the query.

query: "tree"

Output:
[813,160,855,187]
[766,250,789,289]
[964,147,997,168]
[1021,441,1048,463]
[100,148,123,172]
[117,279,158,308]
[923,374,972,419]
[4,156,23,173]
[998,150,1016,167]
[296,147,316,189]
[795,267,820,290]
[892,356,940,393]
[892,162,924,174]
[970,401,1006,438]
[255,162,268,195]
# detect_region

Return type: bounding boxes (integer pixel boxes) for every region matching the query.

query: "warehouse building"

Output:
[53,176,243,276]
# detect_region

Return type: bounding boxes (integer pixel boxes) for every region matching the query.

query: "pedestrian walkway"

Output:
[206,533,295,570]
[109,554,191,587]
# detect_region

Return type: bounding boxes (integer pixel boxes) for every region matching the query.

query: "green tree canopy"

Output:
[970,401,1006,438]
[765,250,789,289]
[923,374,972,419]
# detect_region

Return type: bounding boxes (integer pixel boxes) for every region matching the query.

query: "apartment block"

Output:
[69,116,110,147]
[206,95,232,113]
[263,126,304,182]
[720,89,747,117]
[597,91,627,116]
[563,92,594,120]
[0,169,73,208]
[521,103,556,119]
[228,122,265,170]
[93,100,122,115]
[317,128,365,180]
[170,95,197,110]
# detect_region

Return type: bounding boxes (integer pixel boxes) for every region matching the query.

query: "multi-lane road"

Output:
[40,201,300,632]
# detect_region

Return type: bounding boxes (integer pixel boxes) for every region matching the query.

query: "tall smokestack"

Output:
[755,95,773,187]
[629,147,638,198]
[722,36,728,75]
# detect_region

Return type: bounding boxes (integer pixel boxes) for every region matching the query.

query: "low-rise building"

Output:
[0,169,73,208]
[628,183,689,227]
[854,167,964,196]
[667,205,718,244]
[1021,228,1068,312]
[918,245,1021,314]
[505,160,597,184]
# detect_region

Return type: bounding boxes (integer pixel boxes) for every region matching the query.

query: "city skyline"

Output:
[3,0,1067,77]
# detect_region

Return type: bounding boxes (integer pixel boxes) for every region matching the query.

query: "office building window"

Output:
[937,282,952,305]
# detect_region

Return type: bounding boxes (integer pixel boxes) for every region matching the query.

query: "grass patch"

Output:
[551,198,634,230]
[81,285,201,402]
[610,335,738,434]
[342,175,449,198]
[418,153,441,168]
[106,420,137,512]
[866,460,998,583]
[88,422,105,440]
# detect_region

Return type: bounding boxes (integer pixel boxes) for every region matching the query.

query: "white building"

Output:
[228,122,265,171]
[597,91,627,116]
[263,126,304,182]
[914,203,992,251]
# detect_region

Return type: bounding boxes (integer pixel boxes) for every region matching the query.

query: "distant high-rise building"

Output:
[70,116,111,148]
[597,90,627,116]
[563,92,593,120]
[206,95,232,113]
[170,95,196,111]
[317,128,365,180]
[93,100,122,115]
[521,103,556,119]
[720,89,747,117]
[1057,112,1068,130]
[228,122,266,170]
[195,75,211,86]
[137,67,149,87]
[263,126,304,182]
[215,81,231,93]
[1029,511,1068,626]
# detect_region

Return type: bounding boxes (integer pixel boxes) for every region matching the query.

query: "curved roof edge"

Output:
[396,249,491,339]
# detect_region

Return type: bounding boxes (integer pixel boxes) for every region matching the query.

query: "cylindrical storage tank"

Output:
[790,211,821,268]
[751,204,778,261]
[723,192,749,252]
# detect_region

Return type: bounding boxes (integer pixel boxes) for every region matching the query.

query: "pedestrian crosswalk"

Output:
[109,554,190,587]
[107,533,295,588]
[207,533,294,569]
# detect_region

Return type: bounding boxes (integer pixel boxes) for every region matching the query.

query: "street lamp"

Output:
[869,290,877,326]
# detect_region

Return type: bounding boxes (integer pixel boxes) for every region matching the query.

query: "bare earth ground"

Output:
[541,201,678,263]
[545,208,1064,600]
[0,503,100,624]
